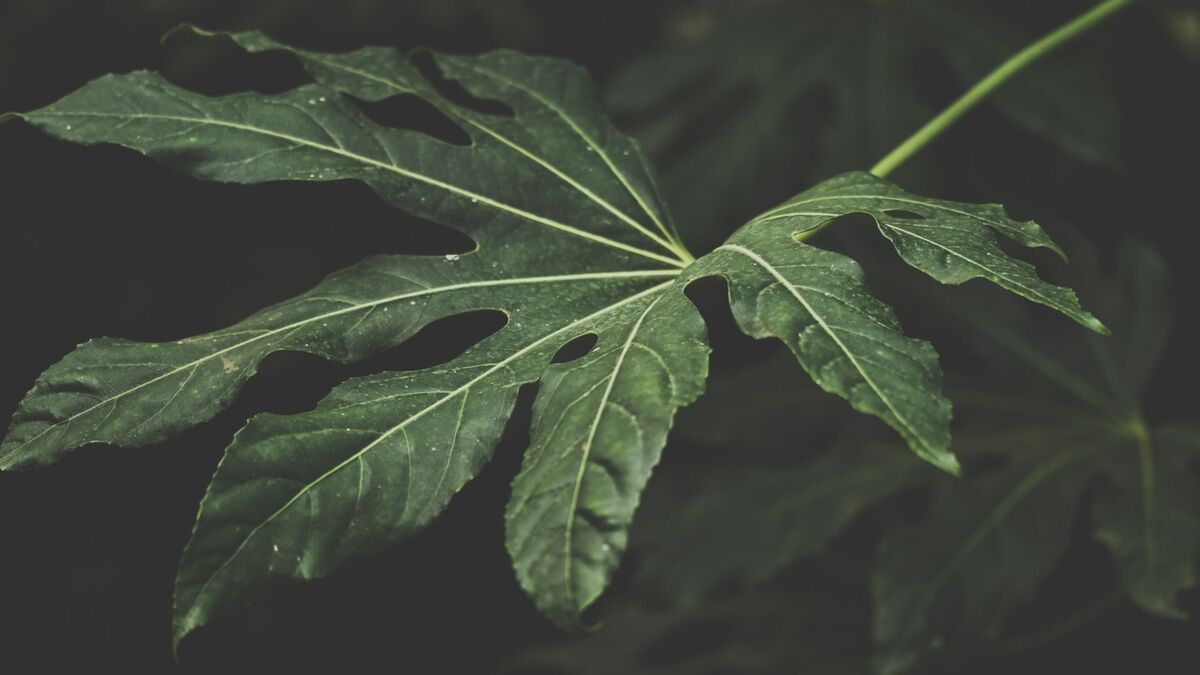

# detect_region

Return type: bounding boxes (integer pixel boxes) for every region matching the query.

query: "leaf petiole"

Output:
[870,0,1132,178]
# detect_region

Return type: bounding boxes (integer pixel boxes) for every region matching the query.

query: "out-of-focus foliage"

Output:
[607,0,1121,246]
[507,568,871,675]
[516,241,1199,674]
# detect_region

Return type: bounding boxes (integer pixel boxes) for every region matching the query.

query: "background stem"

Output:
[870,0,1132,178]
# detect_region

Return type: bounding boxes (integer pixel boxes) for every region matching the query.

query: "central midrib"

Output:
[719,243,938,460]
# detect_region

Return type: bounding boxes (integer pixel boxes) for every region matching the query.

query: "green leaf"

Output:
[871,444,1098,675]
[0,25,1125,659]
[869,241,1197,671]
[1093,428,1200,619]
[687,215,957,473]
[511,436,877,674]
[0,259,675,471]
[2,50,695,469]
[944,240,1199,622]
[751,172,1108,334]
[506,289,709,628]
[178,26,690,263]
[2,34,709,647]
[174,280,696,645]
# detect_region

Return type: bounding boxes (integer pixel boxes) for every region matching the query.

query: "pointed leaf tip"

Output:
[1088,314,1112,336]
[935,452,962,477]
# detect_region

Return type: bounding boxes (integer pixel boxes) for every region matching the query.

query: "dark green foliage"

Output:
[2,5,1190,672]
[607,0,1120,242]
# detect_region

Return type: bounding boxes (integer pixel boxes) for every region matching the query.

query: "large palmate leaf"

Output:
[1,33,704,647]
[1,28,1106,655]
[608,0,1120,242]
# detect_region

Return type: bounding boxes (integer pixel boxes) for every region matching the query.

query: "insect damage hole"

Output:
[551,333,598,364]
[883,209,926,220]
[346,94,471,146]
[411,51,516,117]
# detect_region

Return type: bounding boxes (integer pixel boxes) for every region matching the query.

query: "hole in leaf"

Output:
[164,34,312,96]
[412,52,515,117]
[790,212,873,243]
[240,310,507,415]
[346,94,471,146]
[551,333,598,364]
[262,179,477,257]
[883,209,926,220]
[683,276,757,358]
[376,309,508,372]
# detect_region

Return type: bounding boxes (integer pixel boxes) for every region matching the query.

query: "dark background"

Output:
[1,0,1198,672]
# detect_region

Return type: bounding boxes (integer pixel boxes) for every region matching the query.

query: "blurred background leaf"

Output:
[605,0,1121,248]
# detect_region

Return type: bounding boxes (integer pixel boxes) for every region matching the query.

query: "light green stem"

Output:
[870,0,1132,178]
